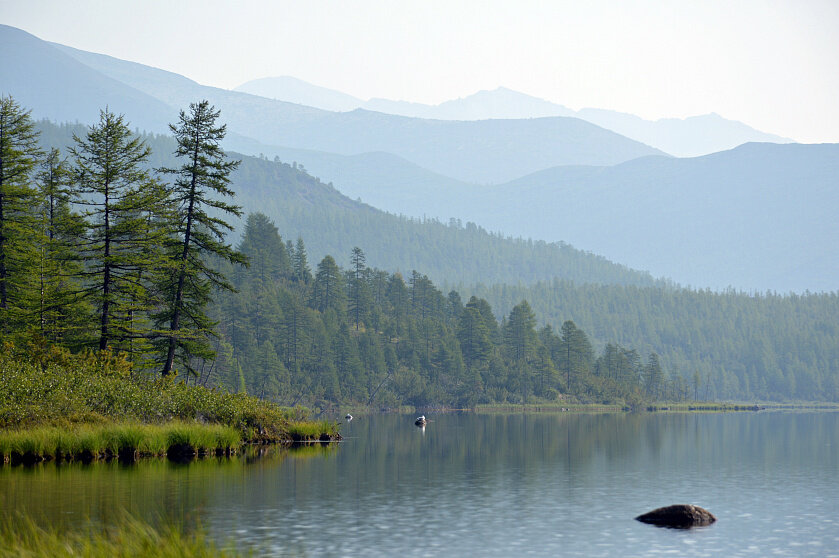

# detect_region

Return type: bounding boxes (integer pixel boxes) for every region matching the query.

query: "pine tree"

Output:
[0,96,42,336]
[157,100,246,376]
[457,304,491,368]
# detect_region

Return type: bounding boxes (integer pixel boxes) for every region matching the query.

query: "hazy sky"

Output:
[2,0,838,142]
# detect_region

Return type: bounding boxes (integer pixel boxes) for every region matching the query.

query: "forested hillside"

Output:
[463,281,839,402]
[16,108,839,405]
[36,120,660,289]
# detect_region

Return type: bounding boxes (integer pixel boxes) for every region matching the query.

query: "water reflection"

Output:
[1,412,837,557]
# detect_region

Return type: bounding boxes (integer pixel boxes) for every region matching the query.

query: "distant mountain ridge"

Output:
[0,26,664,185]
[235,76,792,157]
[3,24,834,293]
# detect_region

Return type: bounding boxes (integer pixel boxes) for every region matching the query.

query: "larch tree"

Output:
[34,148,89,346]
[0,96,41,336]
[157,100,245,376]
[70,108,167,354]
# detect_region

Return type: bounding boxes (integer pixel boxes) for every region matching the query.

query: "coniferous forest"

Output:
[3,96,838,408]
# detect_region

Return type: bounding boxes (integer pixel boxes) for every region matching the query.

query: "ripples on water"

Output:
[2,412,838,557]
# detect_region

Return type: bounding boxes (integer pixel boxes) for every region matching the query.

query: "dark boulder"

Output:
[635,504,716,528]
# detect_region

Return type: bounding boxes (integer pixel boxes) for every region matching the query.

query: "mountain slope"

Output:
[364,86,576,120]
[0,24,173,132]
[480,143,839,292]
[32,122,839,402]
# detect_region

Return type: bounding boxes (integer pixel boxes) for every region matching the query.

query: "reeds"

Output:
[286,419,340,442]
[0,422,241,464]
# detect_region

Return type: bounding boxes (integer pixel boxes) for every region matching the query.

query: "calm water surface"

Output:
[2,412,838,557]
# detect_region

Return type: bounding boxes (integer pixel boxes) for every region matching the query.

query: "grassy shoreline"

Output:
[0,349,340,466]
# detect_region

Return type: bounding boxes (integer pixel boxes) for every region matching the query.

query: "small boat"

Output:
[345,414,353,421]
[414,415,427,426]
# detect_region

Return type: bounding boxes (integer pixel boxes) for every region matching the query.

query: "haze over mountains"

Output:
[271,142,837,293]
[50,49,661,183]
[2,23,836,294]
[235,76,793,157]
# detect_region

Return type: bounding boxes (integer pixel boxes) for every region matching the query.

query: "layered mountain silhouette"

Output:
[0,26,663,184]
[235,77,792,157]
[265,141,838,293]
[2,24,835,293]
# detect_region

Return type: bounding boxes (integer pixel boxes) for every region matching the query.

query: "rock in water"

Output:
[635,504,716,528]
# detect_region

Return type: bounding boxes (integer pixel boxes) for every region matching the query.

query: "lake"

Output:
[2,411,838,556]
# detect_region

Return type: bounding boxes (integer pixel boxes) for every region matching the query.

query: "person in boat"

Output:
[415,415,426,426]
[345,414,353,421]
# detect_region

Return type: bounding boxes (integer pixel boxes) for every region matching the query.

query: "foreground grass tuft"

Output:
[0,514,247,558]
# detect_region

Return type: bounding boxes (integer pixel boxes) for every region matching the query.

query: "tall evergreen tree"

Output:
[0,96,41,336]
[503,300,537,401]
[70,108,165,353]
[504,300,537,363]
[558,320,594,395]
[644,352,665,399]
[292,237,312,284]
[157,100,246,376]
[348,246,370,330]
[33,148,88,346]
[311,255,345,314]
[458,304,491,368]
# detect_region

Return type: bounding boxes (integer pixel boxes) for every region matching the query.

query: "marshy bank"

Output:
[0,349,340,466]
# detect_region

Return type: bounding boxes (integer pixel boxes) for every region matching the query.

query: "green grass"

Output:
[287,419,341,441]
[0,514,248,558]
[0,422,242,464]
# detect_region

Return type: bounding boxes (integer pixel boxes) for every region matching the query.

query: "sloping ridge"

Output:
[0,24,173,132]
[484,143,839,292]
